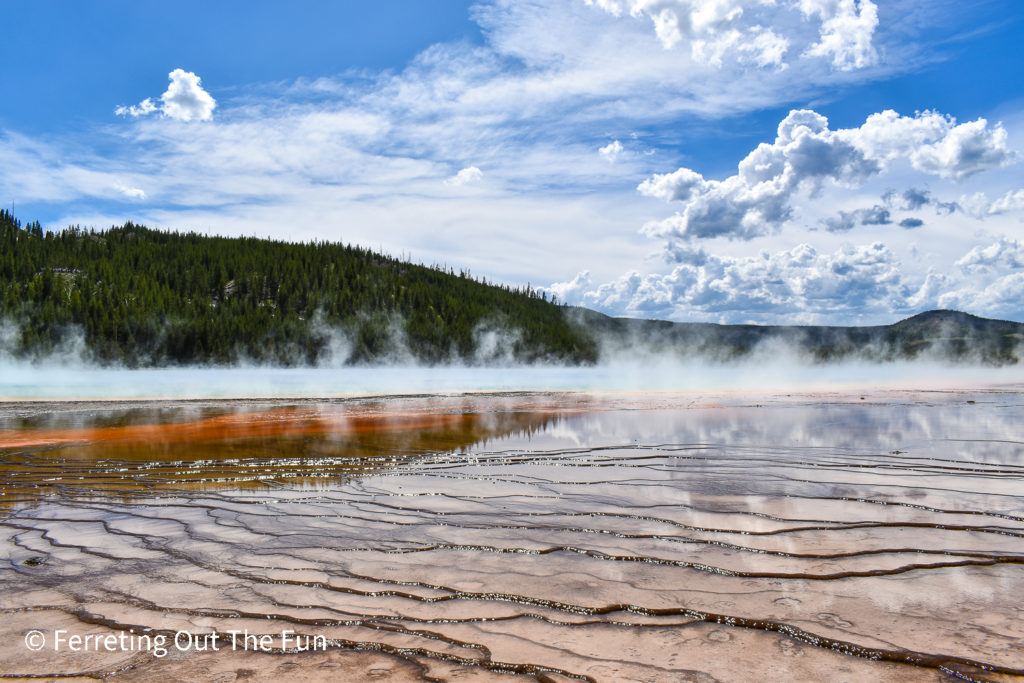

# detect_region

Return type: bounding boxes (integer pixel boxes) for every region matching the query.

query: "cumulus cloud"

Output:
[160,69,217,121]
[956,193,989,218]
[932,240,1024,318]
[959,273,1024,317]
[550,241,906,322]
[885,187,929,210]
[990,189,1024,214]
[989,189,1024,214]
[639,108,1014,242]
[798,0,878,70]
[880,187,958,215]
[599,139,624,162]
[585,0,877,70]
[551,234,1024,324]
[116,69,216,122]
[855,111,1014,180]
[820,184,976,233]
[822,204,890,232]
[958,189,1024,218]
[548,270,595,305]
[955,237,1024,272]
[445,165,484,186]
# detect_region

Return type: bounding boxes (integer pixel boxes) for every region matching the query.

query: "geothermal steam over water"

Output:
[2,391,1023,681]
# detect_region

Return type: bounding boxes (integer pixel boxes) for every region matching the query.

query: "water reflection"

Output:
[0,397,566,499]
[1,391,1023,681]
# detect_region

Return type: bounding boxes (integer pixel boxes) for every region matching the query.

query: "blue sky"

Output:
[2,0,1023,324]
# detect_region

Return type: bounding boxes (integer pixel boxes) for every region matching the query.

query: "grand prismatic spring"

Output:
[1,386,1023,681]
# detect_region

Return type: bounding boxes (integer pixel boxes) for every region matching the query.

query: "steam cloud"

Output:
[2,308,1022,401]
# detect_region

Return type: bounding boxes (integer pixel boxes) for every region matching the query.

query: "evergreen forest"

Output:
[0,211,598,365]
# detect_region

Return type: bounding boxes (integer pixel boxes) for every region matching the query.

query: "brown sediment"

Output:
[1,391,1023,681]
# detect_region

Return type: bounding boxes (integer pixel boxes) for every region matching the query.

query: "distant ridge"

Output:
[1,212,1020,366]
[575,307,1023,364]
[892,308,1021,332]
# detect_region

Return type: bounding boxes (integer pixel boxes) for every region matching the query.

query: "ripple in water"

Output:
[1,391,1023,681]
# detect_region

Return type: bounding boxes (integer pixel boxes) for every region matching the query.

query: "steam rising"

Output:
[3,313,1022,400]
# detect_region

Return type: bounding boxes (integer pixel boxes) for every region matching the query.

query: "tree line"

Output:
[0,211,599,366]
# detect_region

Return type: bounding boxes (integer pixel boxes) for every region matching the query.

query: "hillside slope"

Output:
[0,211,597,365]
[2,212,1021,366]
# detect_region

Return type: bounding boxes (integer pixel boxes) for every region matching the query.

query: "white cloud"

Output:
[822,204,891,232]
[116,69,216,122]
[584,0,782,54]
[955,237,1024,272]
[892,187,930,210]
[584,0,878,70]
[958,189,1024,218]
[990,189,1024,214]
[742,27,791,68]
[819,184,970,233]
[552,235,1024,325]
[458,0,917,129]
[550,235,1024,324]
[690,25,791,69]
[956,192,989,218]
[161,69,217,122]
[855,110,1014,180]
[551,241,907,323]
[548,270,595,305]
[798,0,878,70]
[115,185,147,200]
[445,165,484,186]
[882,187,953,212]
[639,108,1015,241]
[0,132,155,205]
[114,98,157,118]
[599,139,624,162]
[938,272,1024,320]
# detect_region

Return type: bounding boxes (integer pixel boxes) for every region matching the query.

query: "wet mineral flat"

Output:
[1,390,1022,681]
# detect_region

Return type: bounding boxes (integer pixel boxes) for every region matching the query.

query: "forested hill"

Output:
[0,211,598,365]
[2,211,1022,366]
